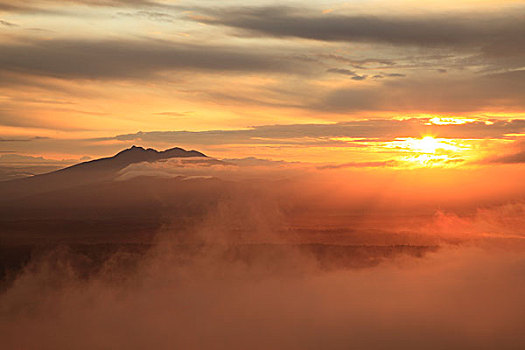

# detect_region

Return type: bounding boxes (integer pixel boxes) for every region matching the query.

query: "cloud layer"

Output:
[111,118,525,144]
[0,39,304,80]
[0,0,524,165]
[201,6,525,52]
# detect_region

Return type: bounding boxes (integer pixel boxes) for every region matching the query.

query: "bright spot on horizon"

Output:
[426,117,477,125]
[387,136,468,167]
[411,136,455,154]
[392,136,461,154]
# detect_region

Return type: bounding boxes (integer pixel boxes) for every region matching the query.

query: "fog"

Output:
[1,239,524,349]
[1,158,524,349]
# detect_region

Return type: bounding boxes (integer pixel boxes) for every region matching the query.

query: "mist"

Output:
[1,237,524,349]
[1,158,524,349]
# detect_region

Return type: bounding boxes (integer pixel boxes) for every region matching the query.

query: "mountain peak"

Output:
[161,147,207,158]
[112,145,206,162]
[0,145,209,199]
[115,145,148,156]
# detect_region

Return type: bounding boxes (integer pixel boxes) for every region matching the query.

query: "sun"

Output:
[402,136,459,154]
[414,136,441,153]
[386,136,467,167]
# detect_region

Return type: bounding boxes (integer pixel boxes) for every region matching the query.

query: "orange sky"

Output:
[0,0,524,168]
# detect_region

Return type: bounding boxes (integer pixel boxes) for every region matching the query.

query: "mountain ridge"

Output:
[66,145,206,170]
[0,145,208,201]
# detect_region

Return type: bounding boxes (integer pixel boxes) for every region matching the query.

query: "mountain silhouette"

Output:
[62,145,206,173]
[0,146,208,201]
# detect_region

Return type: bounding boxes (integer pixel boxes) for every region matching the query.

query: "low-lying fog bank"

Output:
[1,237,524,350]
[1,157,524,349]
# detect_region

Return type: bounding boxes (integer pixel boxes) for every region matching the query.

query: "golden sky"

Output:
[0,0,524,168]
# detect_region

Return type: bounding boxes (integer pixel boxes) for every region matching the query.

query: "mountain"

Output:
[0,146,207,201]
[60,145,206,172]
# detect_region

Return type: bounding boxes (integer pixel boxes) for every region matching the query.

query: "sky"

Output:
[0,0,524,168]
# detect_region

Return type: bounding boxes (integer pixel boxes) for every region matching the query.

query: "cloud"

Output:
[481,141,525,164]
[116,157,235,181]
[0,5,523,116]
[317,160,399,169]
[1,241,524,349]
[117,155,525,215]
[0,3,35,12]
[489,151,525,164]
[351,75,367,81]
[117,10,177,22]
[0,107,91,131]
[2,142,525,348]
[191,6,525,78]
[199,6,525,52]
[0,136,48,142]
[0,39,309,80]
[372,74,407,79]
[108,119,525,147]
[1,180,525,348]
[327,68,368,81]
[0,19,16,26]
[322,55,396,69]
[115,155,316,183]
[0,153,75,180]
[326,68,356,76]
[317,70,525,112]
[154,111,193,117]
[0,0,162,13]
[0,153,75,165]
[384,73,406,78]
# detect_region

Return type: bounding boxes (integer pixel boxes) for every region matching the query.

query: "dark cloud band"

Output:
[0,39,306,80]
[107,119,525,146]
[199,6,525,51]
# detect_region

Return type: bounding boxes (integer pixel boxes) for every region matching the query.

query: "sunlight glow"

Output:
[394,136,460,154]
[387,136,470,167]
[427,117,477,125]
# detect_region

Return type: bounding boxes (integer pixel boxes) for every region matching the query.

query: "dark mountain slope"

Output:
[0,146,207,201]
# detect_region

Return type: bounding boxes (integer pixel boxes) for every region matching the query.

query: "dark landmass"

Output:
[0,146,441,288]
[0,145,207,200]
